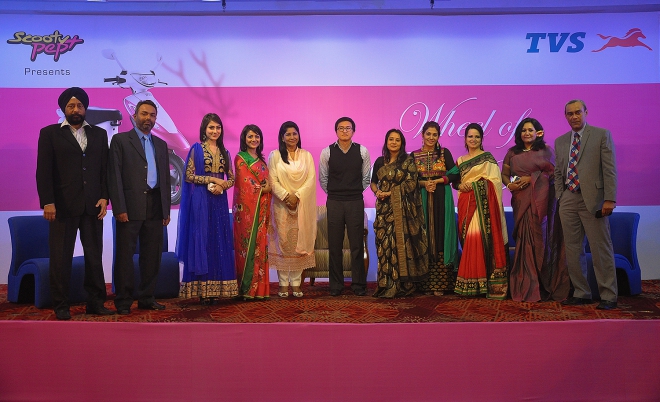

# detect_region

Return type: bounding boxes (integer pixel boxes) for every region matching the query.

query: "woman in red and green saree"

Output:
[233,124,272,300]
[451,123,509,299]
[371,129,429,298]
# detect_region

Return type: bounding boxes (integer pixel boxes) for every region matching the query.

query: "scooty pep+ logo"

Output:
[6,30,84,61]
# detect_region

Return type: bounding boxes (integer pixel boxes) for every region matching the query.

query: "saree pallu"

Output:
[452,152,508,299]
[373,156,429,298]
[177,143,238,299]
[412,147,459,293]
[505,148,569,301]
[233,152,271,299]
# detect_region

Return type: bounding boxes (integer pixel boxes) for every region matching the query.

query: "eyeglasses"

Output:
[337,126,353,132]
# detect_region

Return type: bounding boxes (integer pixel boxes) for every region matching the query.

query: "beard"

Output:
[137,119,153,133]
[66,113,85,126]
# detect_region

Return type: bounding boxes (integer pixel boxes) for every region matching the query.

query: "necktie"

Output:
[141,136,158,189]
[567,133,580,192]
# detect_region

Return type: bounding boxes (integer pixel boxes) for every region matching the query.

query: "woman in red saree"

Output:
[451,123,509,299]
[233,124,272,300]
[502,118,569,302]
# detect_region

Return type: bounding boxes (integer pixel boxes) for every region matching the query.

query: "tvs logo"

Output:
[593,28,652,52]
[526,28,653,53]
[6,30,84,61]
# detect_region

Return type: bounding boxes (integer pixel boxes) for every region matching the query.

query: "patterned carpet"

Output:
[1,281,659,323]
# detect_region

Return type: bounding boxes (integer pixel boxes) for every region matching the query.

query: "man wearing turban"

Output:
[36,87,115,319]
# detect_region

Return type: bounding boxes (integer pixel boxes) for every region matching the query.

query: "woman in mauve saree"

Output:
[233,124,272,300]
[502,118,569,302]
[451,123,509,300]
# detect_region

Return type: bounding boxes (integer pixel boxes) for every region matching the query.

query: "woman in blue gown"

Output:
[177,113,238,305]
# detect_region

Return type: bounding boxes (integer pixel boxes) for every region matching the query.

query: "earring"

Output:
[202,134,207,141]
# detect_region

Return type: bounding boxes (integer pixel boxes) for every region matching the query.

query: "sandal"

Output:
[292,291,303,298]
[278,291,289,298]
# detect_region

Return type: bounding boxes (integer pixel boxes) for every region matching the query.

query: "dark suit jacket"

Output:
[108,128,171,220]
[554,123,617,215]
[36,123,108,217]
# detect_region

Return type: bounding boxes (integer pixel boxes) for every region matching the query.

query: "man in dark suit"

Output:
[108,100,171,315]
[554,99,618,310]
[36,87,114,320]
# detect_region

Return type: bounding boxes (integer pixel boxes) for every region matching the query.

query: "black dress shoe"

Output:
[116,307,131,315]
[55,309,71,320]
[353,289,367,296]
[86,306,116,315]
[138,301,166,310]
[329,289,342,297]
[596,300,618,310]
[561,297,594,306]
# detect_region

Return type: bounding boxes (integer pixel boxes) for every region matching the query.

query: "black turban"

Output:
[58,87,89,111]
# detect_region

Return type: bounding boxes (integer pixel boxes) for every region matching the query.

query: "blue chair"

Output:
[7,216,88,308]
[504,210,516,262]
[586,212,642,297]
[111,218,180,299]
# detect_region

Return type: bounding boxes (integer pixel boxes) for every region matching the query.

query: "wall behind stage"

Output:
[1,12,659,283]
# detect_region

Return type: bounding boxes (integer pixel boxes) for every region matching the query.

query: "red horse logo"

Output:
[592,28,652,52]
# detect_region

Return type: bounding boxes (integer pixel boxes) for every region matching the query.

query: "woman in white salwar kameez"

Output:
[267,121,317,298]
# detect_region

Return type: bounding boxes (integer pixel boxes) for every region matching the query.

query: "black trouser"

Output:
[49,214,106,312]
[326,198,366,292]
[114,191,164,309]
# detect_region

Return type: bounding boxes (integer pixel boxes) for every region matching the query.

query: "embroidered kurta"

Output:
[177,142,238,299]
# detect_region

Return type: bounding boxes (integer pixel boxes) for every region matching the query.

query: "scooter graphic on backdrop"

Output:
[101,48,189,205]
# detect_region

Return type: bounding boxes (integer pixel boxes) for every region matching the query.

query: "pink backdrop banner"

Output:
[1,83,656,210]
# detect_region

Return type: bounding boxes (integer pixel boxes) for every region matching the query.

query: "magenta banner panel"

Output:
[1,83,656,210]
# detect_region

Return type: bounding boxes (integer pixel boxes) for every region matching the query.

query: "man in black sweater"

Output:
[319,117,371,296]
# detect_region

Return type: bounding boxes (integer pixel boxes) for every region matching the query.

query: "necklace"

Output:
[522,148,531,152]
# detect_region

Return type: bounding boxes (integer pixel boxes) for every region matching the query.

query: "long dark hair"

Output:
[199,113,230,172]
[239,124,265,161]
[421,121,442,152]
[381,129,408,165]
[464,123,484,151]
[277,121,302,165]
[511,117,546,154]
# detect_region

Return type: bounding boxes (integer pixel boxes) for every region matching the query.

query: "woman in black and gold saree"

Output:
[370,129,429,298]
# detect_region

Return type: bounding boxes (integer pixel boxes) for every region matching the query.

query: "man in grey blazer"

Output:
[554,99,618,310]
[108,100,171,314]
